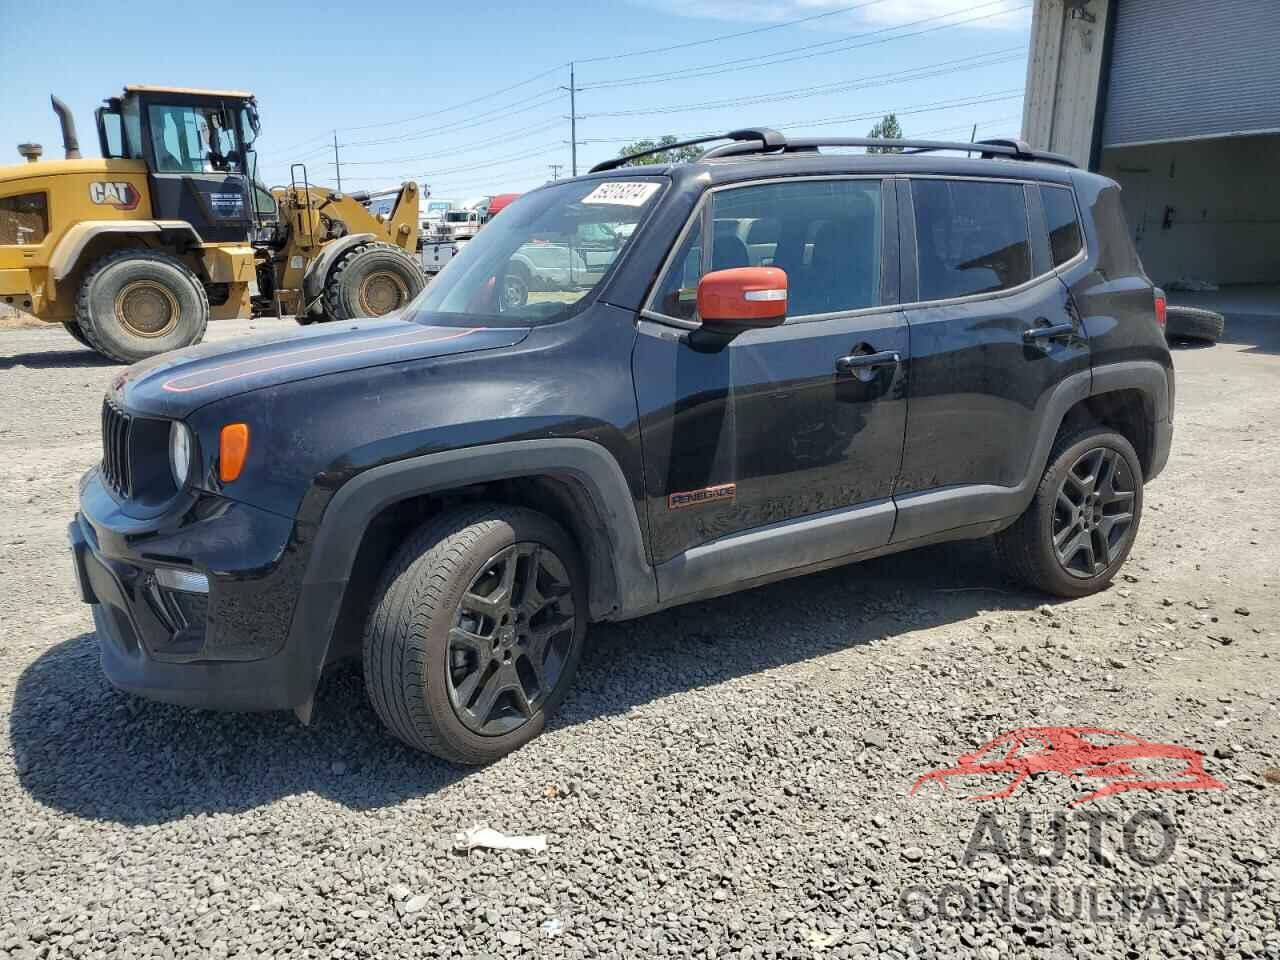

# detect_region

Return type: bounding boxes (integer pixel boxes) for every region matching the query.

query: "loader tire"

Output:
[321,241,424,322]
[76,250,209,363]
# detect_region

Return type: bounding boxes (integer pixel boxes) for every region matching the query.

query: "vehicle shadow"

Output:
[10,540,1046,825]
[1218,312,1280,356]
[0,348,117,370]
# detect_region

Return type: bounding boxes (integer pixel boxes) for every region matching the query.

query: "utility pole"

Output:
[548,164,563,180]
[561,61,580,177]
[332,130,342,191]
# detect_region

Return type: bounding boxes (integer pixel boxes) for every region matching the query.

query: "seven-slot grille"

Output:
[101,398,133,497]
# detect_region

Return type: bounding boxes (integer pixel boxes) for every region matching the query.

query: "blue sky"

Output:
[0,0,1031,203]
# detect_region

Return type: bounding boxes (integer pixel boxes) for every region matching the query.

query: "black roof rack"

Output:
[589,128,785,173]
[698,135,1076,168]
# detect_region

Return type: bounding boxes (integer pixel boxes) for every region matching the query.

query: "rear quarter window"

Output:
[1041,185,1084,266]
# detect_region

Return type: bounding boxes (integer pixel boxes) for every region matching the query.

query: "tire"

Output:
[1165,305,1224,344]
[75,250,209,363]
[995,426,1144,598]
[363,504,587,764]
[62,321,91,348]
[321,241,425,322]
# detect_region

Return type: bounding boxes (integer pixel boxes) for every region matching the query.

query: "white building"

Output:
[1022,0,1279,288]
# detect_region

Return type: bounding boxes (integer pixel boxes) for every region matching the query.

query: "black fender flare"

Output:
[1090,359,1171,423]
[285,438,658,697]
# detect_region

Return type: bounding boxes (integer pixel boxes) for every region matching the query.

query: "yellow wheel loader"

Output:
[0,88,423,363]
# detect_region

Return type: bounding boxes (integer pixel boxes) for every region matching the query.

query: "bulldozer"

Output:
[0,86,424,362]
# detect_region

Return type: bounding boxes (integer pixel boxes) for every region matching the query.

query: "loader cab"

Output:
[96,85,260,243]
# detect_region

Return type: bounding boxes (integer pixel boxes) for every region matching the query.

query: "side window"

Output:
[715,180,882,318]
[0,193,49,245]
[912,179,1032,301]
[1042,185,1084,266]
[98,109,125,158]
[652,220,703,322]
[650,181,883,323]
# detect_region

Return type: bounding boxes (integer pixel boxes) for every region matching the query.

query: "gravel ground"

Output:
[1,316,1277,960]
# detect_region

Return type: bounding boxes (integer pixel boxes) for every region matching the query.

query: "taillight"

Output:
[1154,293,1167,330]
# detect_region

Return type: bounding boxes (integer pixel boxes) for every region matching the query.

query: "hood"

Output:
[115,315,529,418]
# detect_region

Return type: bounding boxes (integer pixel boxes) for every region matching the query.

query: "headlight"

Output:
[169,421,192,488]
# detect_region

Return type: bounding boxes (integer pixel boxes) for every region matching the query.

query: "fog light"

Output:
[155,567,209,594]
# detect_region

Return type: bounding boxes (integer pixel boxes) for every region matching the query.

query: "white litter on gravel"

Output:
[454,824,548,853]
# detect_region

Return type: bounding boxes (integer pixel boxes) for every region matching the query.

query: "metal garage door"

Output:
[1102,0,1280,147]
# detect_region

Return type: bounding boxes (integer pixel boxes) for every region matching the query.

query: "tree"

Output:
[616,135,704,166]
[866,114,904,154]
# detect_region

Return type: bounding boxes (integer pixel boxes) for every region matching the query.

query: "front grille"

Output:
[101,398,133,497]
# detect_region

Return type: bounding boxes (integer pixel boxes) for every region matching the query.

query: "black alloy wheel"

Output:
[1053,446,1137,579]
[447,542,576,736]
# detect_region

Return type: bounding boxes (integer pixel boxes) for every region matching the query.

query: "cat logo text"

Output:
[89,182,142,211]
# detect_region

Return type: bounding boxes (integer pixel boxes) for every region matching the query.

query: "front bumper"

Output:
[71,468,331,712]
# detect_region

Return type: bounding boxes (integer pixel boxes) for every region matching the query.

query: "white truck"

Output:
[420,196,516,277]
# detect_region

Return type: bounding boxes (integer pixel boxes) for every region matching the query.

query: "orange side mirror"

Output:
[696,267,787,329]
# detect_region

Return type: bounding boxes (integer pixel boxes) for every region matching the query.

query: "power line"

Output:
[574,0,897,64]
[581,48,1025,118]
[773,90,1024,130]
[580,1,1028,90]
[420,143,564,178]
[338,144,565,181]
[338,64,566,133]
[577,91,1023,147]
[337,119,563,165]
[343,88,564,147]
[259,130,332,159]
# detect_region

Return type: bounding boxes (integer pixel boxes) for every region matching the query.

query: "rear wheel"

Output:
[75,250,209,363]
[363,504,587,764]
[321,241,424,322]
[995,426,1143,598]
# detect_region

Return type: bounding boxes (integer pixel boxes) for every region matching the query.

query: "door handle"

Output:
[1023,320,1075,342]
[836,350,900,373]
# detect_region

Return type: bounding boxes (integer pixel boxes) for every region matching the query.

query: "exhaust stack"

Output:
[50,95,81,159]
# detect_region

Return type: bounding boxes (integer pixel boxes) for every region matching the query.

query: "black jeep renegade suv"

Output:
[70,132,1173,763]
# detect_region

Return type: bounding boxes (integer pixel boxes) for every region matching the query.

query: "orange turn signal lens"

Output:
[219,423,250,483]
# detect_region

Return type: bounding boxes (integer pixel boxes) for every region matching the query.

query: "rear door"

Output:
[633,177,908,594]
[893,175,1089,540]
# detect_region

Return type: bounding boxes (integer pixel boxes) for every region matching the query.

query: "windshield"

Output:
[445,211,474,223]
[407,177,664,325]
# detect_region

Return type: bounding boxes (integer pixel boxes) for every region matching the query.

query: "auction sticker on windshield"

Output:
[582,181,661,206]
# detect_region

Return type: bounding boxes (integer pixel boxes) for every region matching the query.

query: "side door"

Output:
[142,100,253,244]
[892,175,1090,542]
[633,177,909,603]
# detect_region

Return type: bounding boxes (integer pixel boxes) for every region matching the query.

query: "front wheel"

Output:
[321,241,424,322]
[363,504,587,763]
[995,427,1144,598]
